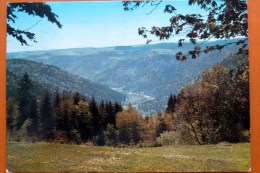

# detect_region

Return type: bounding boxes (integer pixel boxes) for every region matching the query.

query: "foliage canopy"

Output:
[123,0,248,60]
[7,3,62,45]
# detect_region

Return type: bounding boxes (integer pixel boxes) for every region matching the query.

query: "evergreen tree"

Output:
[39,91,53,139]
[105,101,115,128]
[99,100,106,129]
[166,94,177,113]
[53,90,61,109]
[16,72,33,129]
[52,90,61,135]
[89,96,102,135]
[156,113,168,137]
[114,102,123,115]
[27,95,39,135]
[7,98,19,132]
[72,91,81,105]
[104,124,117,146]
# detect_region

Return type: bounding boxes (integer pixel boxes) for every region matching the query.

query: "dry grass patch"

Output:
[7,141,250,172]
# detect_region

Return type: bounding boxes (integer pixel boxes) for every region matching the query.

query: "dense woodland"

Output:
[7,53,249,146]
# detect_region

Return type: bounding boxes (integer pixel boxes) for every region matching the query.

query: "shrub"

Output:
[156,131,176,146]
[104,124,117,146]
[240,130,250,142]
[69,129,82,144]
[53,130,69,143]
[12,119,32,142]
[93,131,105,146]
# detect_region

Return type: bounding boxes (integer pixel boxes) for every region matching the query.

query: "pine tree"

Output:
[166,94,177,113]
[53,90,61,109]
[105,101,115,129]
[89,96,102,135]
[72,91,81,105]
[7,98,19,132]
[99,100,106,129]
[16,72,33,129]
[39,91,53,139]
[27,95,39,135]
[113,102,123,128]
[114,102,123,114]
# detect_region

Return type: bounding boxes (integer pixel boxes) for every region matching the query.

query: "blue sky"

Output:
[7,0,205,52]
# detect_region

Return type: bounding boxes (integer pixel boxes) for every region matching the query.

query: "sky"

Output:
[7,0,205,52]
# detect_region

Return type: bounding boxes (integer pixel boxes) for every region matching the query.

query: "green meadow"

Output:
[7,141,250,172]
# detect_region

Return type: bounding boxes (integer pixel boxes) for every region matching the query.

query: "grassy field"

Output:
[7,141,250,172]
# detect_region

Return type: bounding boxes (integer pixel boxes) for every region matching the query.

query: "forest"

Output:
[7,53,249,147]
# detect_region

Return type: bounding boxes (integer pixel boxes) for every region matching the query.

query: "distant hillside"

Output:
[7,70,47,98]
[221,53,248,71]
[7,40,244,114]
[7,59,126,102]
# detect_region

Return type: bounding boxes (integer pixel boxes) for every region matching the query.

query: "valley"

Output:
[7,40,241,114]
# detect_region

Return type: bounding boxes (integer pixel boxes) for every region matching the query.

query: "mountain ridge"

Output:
[7,59,126,103]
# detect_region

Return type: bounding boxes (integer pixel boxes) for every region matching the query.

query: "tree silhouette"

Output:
[16,72,33,129]
[123,0,247,60]
[7,3,62,45]
[89,96,102,135]
[166,94,177,113]
[27,95,39,136]
[39,91,53,139]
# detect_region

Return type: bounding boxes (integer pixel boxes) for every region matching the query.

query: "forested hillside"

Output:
[7,59,126,102]
[7,70,46,98]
